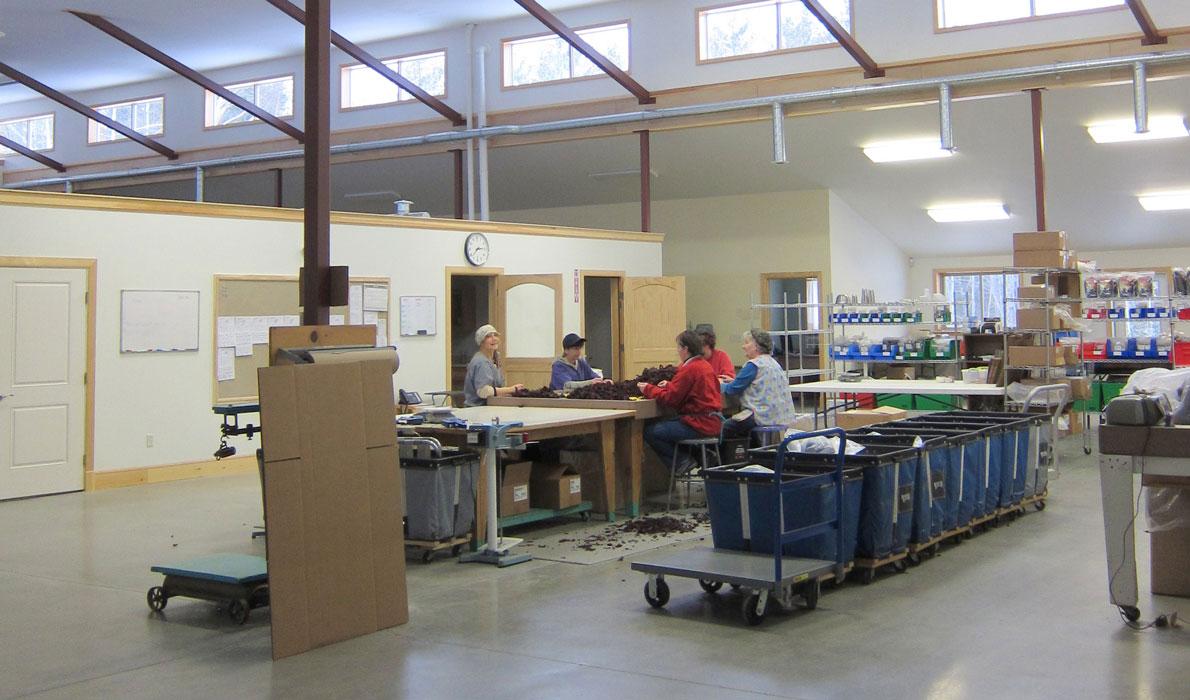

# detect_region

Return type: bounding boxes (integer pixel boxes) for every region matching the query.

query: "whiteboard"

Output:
[399,295,436,336]
[121,289,200,353]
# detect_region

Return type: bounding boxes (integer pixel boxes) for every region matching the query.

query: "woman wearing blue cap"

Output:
[550,333,611,391]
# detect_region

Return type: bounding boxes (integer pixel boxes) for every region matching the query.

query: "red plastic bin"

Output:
[1176,341,1190,367]
[1081,341,1107,360]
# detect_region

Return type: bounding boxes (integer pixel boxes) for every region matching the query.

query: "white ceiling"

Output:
[0,0,608,102]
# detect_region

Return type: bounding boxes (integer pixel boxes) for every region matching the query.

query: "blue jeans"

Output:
[644,418,705,467]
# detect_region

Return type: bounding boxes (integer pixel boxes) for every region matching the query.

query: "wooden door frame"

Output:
[496,274,565,389]
[579,269,625,381]
[444,266,503,390]
[0,257,97,490]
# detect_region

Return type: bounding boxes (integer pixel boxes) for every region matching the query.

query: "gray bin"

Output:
[401,448,479,542]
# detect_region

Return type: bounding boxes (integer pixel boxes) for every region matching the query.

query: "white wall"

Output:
[4,0,1188,173]
[828,191,909,302]
[0,195,661,472]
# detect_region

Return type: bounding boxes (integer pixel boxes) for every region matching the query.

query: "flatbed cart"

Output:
[631,429,847,626]
[147,554,269,625]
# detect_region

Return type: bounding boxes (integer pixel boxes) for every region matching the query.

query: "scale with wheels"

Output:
[146,553,269,625]
[458,420,534,568]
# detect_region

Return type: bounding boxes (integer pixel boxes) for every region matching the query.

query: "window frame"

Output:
[0,112,56,155]
[499,19,632,91]
[86,94,166,146]
[339,48,449,112]
[933,0,1125,33]
[695,0,855,66]
[203,73,296,131]
[935,267,1020,328]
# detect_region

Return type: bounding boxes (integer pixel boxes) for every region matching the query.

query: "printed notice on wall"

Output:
[363,285,388,312]
[348,285,363,325]
[399,296,436,336]
[216,347,236,381]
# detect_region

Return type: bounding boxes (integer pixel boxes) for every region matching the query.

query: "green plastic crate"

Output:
[877,394,915,410]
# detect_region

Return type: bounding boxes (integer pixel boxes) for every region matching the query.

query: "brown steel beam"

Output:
[1029,88,1046,232]
[265,0,467,126]
[1124,0,1168,45]
[638,130,651,233]
[0,61,178,160]
[302,0,331,324]
[513,0,654,104]
[451,149,465,219]
[69,11,305,143]
[800,0,883,78]
[273,168,284,208]
[0,134,66,172]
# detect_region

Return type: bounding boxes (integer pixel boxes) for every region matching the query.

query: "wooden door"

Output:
[496,274,562,390]
[0,267,87,499]
[622,276,686,378]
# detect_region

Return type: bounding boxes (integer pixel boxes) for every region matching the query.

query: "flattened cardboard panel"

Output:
[258,368,301,462]
[361,360,397,448]
[367,445,408,628]
[262,457,311,659]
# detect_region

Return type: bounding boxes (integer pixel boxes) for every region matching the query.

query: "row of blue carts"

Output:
[631,410,1055,626]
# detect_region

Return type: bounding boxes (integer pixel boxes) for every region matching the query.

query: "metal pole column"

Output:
[301,0,331,325]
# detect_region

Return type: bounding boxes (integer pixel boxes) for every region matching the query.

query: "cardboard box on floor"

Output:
[1143,480,1190,598]
[530,464,582,510]
[835,406,907,430]
[258,359,408,661]
[500,461,533,516]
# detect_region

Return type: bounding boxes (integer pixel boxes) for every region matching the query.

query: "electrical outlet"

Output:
[145,434,154,448]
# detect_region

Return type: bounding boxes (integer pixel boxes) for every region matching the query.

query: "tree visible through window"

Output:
[205,76,294,128]
[941,272,1019,328]
[341,50,446,109]
[503,22,629,88]
[699,0,851,61]
[937,0,1121,29]
[89,97,164,143]
[0,114,54,154]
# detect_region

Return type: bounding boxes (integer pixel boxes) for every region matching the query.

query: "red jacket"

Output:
[707,349,735,378]
[642,356,723,436]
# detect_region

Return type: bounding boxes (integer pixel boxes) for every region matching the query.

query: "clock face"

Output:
[465,232,490,266]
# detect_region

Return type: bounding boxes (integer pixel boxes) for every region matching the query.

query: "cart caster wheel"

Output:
[729,583,742,591]
[699,579,723,594]
[991,515,1001,528]
[802,581,820,610]
[742,594,765,626]
[892,558,909,574]
[859,568,876,585]
[422,550,435,564]
[928,543,941,558]
[950,535,963,546]
[228,599,249,625]
[1034,500,1046,511]
[451,544,463,557]
[580,512,591,522]
[906,552,922,567]
[1083,447,1092,455]
[644,580,670,609]
[147,586,167,612]
[1120,605,1141,623]
[249,584,269,608]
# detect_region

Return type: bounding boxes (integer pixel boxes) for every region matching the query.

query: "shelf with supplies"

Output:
[827,295,967,380]
[751,291,831,393]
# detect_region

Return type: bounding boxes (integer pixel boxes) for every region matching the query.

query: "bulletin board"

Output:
[213,275,391,403]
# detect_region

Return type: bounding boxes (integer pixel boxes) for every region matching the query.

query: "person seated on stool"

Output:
[638,330,723,471]
[463,324,525,407]
[721,328,798,440]
[695,324,736,380]
[550,333,613,391]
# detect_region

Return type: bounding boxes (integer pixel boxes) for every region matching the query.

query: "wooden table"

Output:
[414,405,636,544]
[488,396,658,518]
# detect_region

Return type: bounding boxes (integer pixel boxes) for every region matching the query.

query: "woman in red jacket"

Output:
[638,330,723,470]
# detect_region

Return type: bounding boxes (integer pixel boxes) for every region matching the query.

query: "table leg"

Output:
[474,449,489,548]
[616,419,642,518]
[1099,454,1139,612]
[600,420,617,522]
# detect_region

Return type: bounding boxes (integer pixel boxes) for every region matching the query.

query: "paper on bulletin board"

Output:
[363,311,379,327]
[399,296,436,336]
[348,285,363,325]
[216,317,236,347]
[216,347,236,381]
[234,316,254,346]
[330,314,345,326]
[251,316,270,344]
[363,285,388,311]
[235,343,253,357]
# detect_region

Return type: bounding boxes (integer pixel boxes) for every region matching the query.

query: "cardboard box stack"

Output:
[835,406,907,430]
[1013,231,1075,269]
[500,461,533,516]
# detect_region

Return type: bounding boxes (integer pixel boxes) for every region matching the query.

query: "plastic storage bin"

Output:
[886,421,988,523]
[902,418,1006,512]
[401,447,480,542]
[932,411,1047,501]
[851,428,963,533]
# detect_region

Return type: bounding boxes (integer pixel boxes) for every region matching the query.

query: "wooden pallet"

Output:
[406,535,471,563]
[852,551,908,584]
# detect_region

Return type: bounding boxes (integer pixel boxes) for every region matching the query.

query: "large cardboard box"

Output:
[1013,231,1067,251]
[1013,248,1073,269]
[1016,286,1053,300]
[258,359,408,660]
[530,464,583,510]
[886,366,917,380]
[835,405,907,430]
[1147,483,1190,598]
[500,461,533,515]
[1008,345,1064,367]
[1014,308,1066,330]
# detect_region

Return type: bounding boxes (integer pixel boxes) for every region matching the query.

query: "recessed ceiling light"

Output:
[1138,189,1190,211]
[927,202,1010,223]
[1086,115,1188,143]
[863,138,955,163]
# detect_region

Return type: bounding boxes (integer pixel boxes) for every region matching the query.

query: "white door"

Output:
[0,267,87,500]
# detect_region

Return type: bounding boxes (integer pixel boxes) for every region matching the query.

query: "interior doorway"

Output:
[446,269,499,394]
[581,272,623,380]
[760,272,824,396]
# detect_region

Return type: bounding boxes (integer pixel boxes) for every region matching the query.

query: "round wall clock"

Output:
[465,232,490,266]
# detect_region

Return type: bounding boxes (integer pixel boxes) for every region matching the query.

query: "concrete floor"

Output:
[2,435,1187,700]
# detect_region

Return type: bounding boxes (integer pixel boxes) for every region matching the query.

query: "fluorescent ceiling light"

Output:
[862,138,955,163]
[1138,190,1190,211]
[927,202,1009,223]
[1086,115,1188,143]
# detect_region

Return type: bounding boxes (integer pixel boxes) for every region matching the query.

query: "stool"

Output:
[668,437,722,511]
[751,425,787,448]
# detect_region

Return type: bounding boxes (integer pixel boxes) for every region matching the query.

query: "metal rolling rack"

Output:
[751,293,831,415]
[1080,293,1179,373]
[1001,267,1091,455]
